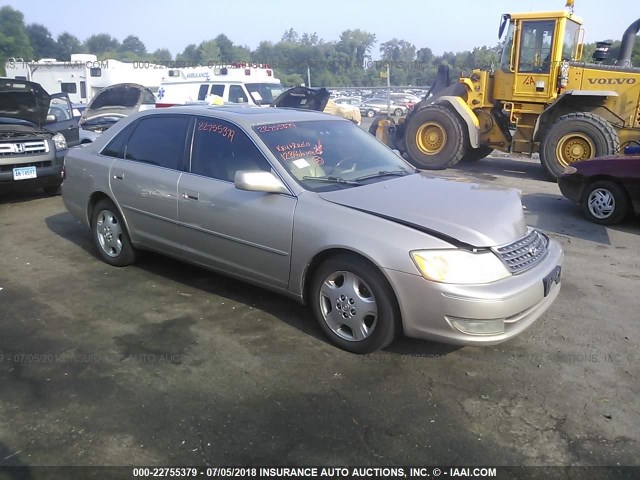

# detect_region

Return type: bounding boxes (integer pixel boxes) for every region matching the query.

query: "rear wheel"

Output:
[540,112,619,179]
[309,254,399,353]
[581,180,630,225]
[394,108,404,116]
[91,199,137,267]
[404,104,467,169]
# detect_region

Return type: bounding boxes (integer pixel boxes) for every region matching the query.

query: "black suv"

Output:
[1,79,79,195]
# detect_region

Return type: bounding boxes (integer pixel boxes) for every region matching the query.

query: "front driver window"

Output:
[518,20,556,73]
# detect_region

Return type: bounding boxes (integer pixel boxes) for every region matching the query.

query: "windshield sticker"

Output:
[257,123,297,133]
[197,121,235,142]
[275,140,323,161]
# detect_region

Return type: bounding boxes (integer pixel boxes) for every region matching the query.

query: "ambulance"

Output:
[155,64,285,107]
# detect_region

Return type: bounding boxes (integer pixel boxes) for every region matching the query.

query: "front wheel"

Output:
[404,104,467,169]
[540,112,619,179]
[309,255,399,353]
[366,109,376,118]
[91,199,137,267]
[581,180,630,225]
[394,108,404,116]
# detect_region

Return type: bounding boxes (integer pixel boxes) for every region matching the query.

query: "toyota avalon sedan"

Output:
[62,106,563,353]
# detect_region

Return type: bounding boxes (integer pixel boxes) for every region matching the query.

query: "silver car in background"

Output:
[62,107,563,353]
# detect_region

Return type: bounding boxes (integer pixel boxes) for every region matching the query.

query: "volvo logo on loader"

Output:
[587,78,637,85]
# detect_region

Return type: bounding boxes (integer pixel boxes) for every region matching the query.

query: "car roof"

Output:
[141,105,343,127]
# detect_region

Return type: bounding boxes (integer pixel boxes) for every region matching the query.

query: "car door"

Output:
[177,116,297,289]
[48,93,80,147]
[109,114,192,255]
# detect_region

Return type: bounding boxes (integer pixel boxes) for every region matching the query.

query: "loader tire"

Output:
[540,112,619,180]
[404,104,467,169]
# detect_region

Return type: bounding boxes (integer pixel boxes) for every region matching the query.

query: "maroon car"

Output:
[558,150,640,225]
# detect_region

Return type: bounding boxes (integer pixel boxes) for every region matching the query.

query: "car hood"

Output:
[271,86,330,111]
[318,173,527,247]
[0,79,51,126]
[80,83,155,126]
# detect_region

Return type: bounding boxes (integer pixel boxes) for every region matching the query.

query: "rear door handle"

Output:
[183,190,199,201]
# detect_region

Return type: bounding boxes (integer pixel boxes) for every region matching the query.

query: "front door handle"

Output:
[183,190,199,201]
[113,173,124,180]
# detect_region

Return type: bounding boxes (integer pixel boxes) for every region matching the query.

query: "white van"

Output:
[156,64,285,108]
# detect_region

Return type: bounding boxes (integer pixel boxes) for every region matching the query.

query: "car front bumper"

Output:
[385,238,564,346]
[558,175,586,204]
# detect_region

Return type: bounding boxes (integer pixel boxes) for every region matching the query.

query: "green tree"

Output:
[26,23,57,59]
[56,32,82,60]
[176,44,200,63]
[151,48,172,62]
[336,29,376,68]
[197,40,220,63]
[0,6,33,75]
[84,33,120,55]
[281,28,300,44]
[120,35,147,57]
[215,34,235,62]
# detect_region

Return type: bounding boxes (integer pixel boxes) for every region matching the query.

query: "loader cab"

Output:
[494,11,582,103]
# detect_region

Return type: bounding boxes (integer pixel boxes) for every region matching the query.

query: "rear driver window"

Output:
[124,116,190,170]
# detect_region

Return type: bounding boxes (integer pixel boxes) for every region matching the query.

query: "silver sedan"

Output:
[62,107,563,353]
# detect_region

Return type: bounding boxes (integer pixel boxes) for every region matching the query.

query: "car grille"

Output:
[494,229,548,274]
[0,140,49,156]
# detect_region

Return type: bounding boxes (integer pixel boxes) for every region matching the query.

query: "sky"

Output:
[2,0,637,58]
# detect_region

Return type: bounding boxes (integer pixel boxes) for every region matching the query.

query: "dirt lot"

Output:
[0,151,639,474]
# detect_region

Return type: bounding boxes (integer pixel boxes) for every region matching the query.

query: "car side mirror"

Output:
[45,114,57,124]
[234,171,289,194]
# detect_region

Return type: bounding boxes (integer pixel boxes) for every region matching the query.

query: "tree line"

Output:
[1,6,638,88]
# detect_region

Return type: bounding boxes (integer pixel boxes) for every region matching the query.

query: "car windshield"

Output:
[253,120,416,192]
[246,83,286,105]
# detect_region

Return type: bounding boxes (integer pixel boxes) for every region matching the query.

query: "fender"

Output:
[434,95,480,148]
[532,90,618,142]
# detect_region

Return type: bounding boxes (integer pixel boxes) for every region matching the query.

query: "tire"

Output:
[540,112,619,180]
[393,108,404,117]
[309,254,399,354]
[366,109,376,118]
[581,180,630,225]
[404,104,467,169]
[43,184,61,196]
[460,146,493,162]
[91,199,137,267]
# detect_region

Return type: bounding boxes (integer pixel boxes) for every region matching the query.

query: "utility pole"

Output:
[386,63,391,118]
[307,66,311,88]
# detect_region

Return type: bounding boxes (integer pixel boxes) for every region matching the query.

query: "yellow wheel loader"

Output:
[387,6,640,179]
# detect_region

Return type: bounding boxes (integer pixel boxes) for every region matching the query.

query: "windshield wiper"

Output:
[302,175,360,185]
[354,170,411,182]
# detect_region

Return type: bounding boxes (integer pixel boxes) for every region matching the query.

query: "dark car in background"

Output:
[0,79,75,195]
[558,149,640,225]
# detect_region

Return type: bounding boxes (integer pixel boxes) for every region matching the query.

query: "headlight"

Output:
[52,133,67,150]
[563,165,577,174]
[410,249,510,284]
